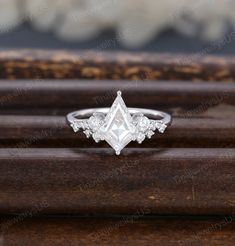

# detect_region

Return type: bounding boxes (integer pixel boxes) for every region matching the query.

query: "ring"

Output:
[67,91,172,155]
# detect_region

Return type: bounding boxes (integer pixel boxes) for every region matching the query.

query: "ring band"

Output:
[67,91,172,155]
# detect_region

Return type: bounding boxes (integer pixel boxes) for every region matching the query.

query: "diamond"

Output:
[137,116,150,132]
[88,113,104,132]
[92,132,102,143]
[83,129,92,138]
[71,123,79,132]
[147,130,154,139]
[101,91,135,155]
[136,132,145,144]
[156,122,167,133]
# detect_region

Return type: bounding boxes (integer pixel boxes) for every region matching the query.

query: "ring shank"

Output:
[67,108,171,126]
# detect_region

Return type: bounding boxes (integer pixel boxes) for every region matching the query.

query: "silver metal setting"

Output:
[67,91,172,155]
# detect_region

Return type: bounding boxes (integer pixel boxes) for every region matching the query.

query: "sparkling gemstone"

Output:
[92,132,102,143]
[147,130,154,139]
[136,132,145,143]
[156,122,167,133]
[101,91,135,155]
[71,123,79,132]
[83,129,92,138]
[137,116,150,132]
[159,124,167,133]
[88,114,104,132]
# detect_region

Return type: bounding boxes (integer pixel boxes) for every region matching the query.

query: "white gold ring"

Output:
[67,91,172,155]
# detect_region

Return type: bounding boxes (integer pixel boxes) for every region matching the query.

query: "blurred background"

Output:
[1,0,235,54]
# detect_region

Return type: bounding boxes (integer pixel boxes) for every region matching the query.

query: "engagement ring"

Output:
[67,91,172,155]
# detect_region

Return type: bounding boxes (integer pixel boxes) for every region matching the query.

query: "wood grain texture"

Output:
[1,50,235,81]
[0,80,234,115]
[0,116,234,148]
[0,49,235,244]
[0,148,234,215]
[1,217,235,246]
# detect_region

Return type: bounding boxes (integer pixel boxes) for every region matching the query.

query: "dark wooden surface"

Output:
[0,80,235,110]
[0,116,234,148]
[0,80,234,117]
[0,148,234,215]
[1,50,235,81]
[0,50,235,245]
[1,217,235,246]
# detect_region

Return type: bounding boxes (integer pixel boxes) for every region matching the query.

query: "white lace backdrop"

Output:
[0,0,235,47]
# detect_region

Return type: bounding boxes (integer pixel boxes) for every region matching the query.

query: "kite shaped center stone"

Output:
[102,91,135,155]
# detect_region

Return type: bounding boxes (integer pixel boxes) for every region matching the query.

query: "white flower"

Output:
[1,0,235,47]
[0,0,23,33]
[24,0,64,30]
